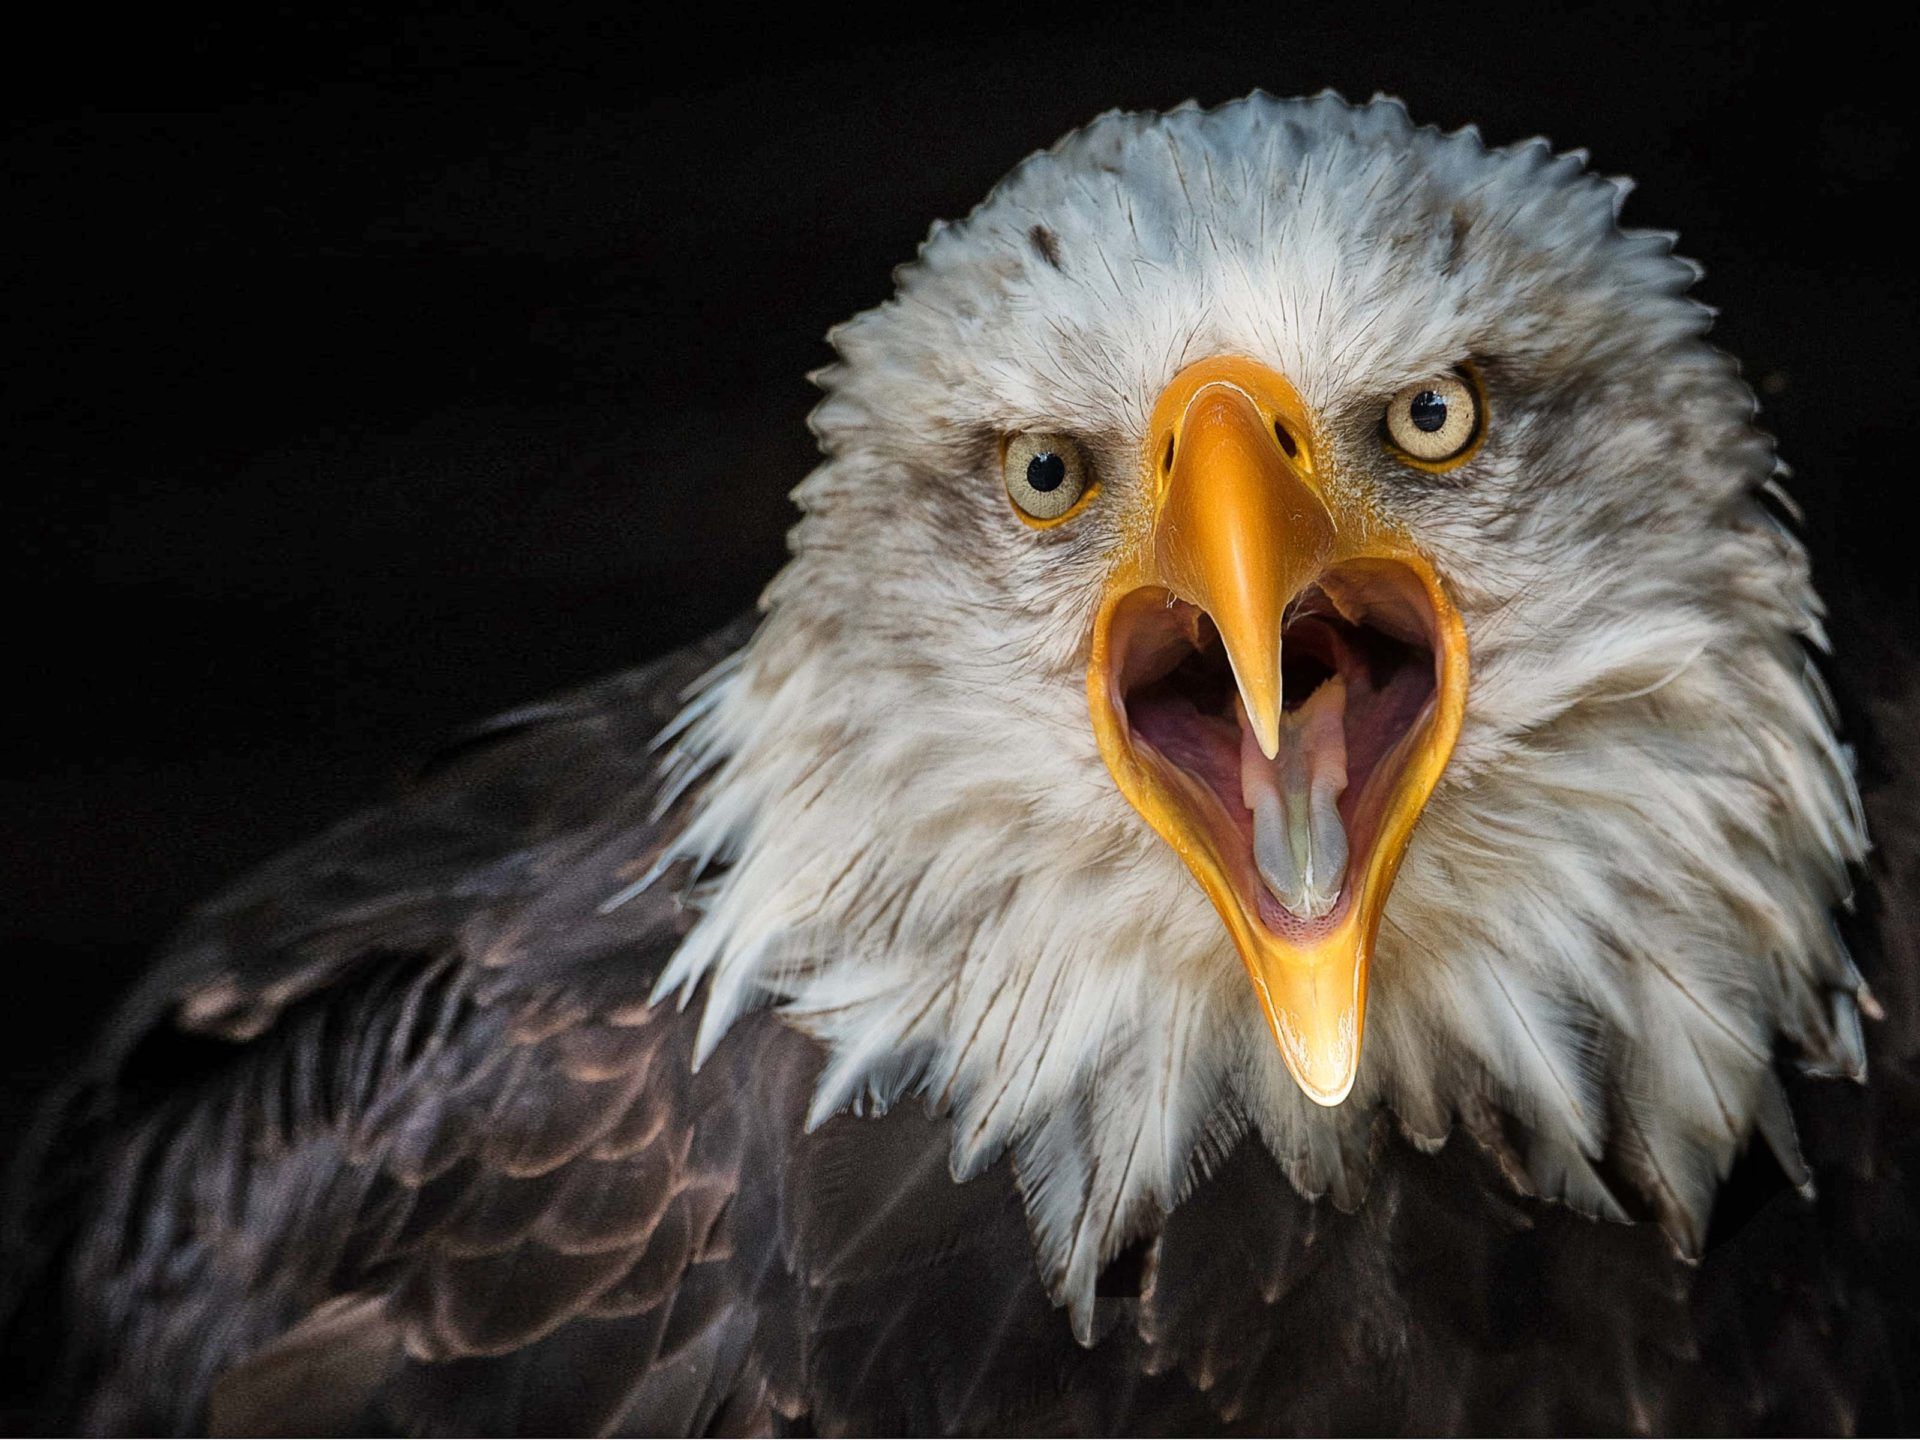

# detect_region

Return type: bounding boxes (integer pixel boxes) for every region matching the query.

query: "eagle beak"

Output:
[1088,358,1469,1104]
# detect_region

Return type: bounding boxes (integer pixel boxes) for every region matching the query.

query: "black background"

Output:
[5,0,1914,1147]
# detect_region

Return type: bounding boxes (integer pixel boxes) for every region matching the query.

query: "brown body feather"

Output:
[3,619,1916,1435]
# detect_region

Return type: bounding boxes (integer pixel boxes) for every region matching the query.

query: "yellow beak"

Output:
[1088,357,1469,1104]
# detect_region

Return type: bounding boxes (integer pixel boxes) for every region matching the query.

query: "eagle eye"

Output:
[1383,371,1482,467]
[1004,432,1095,524]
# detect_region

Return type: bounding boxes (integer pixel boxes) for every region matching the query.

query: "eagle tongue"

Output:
[1239,677,1349,920]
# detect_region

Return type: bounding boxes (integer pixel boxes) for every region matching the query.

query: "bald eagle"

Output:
[6,93,1917,1435]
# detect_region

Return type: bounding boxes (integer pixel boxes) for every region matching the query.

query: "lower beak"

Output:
[1088,357,1468,1104]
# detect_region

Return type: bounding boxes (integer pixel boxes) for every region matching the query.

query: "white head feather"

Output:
[648,93,1868,1337]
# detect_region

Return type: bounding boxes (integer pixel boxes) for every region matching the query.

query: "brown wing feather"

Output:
[0,621,816,1434]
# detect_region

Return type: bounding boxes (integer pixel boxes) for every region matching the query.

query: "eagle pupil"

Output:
[1027,452,1068,493]
[1408,391,1448,433]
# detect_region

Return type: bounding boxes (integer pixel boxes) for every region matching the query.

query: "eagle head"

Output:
[653,93,1867,1331]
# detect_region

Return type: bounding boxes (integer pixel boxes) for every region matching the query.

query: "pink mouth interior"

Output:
[1109,565,1441,940]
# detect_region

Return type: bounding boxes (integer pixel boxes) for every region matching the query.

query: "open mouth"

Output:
[1084,355,1471,1102]
[1105,559,1444,943]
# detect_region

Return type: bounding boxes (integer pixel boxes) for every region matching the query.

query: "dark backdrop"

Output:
[5,1,1914,1144]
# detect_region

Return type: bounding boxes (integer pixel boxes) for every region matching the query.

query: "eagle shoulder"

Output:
[3,619,823,1434]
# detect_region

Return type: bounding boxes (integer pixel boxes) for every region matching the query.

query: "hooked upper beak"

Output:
[1088,357,1469,1104]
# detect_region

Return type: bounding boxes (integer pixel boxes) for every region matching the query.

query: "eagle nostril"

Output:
[1273,421,1299,459]
[1162,432,1176,474]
